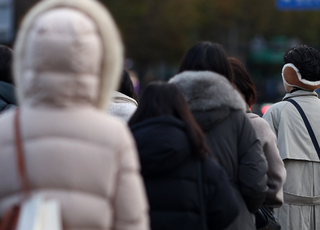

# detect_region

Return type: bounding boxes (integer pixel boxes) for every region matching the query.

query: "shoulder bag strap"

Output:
[197,161,208,230]
[0,110,29,230]
[287,99,320,160]
[14,109,30,195]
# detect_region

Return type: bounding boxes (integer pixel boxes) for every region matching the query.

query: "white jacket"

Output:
[0,1,149,230]
[108,91,138,122]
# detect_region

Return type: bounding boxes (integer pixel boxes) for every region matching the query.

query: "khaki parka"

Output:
[263,90,320,230]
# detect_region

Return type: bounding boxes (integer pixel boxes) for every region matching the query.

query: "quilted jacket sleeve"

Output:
[237,112,268,213]
[255,118,286,207]
[113,127,150,230]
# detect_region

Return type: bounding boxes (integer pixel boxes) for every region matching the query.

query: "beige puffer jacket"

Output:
[0,1,149,230]
[247,113,286,208]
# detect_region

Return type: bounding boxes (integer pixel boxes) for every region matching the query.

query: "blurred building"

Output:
[0,0,39,46]
[15,0,38,29]
[0,0,14,44]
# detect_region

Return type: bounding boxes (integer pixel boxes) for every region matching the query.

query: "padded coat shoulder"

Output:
[0,108,149,230]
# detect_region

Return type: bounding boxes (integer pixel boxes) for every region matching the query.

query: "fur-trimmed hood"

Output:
[14,0,123,109]
[169,71,246,111]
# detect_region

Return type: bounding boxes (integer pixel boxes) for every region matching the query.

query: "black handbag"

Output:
[255,205,281,230]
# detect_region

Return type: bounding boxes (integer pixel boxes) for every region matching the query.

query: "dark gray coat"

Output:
[170,71,268,230]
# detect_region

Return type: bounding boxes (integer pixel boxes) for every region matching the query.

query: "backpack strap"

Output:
[287,99,320,160]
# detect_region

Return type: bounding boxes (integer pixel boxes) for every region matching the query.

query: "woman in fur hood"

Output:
[0,1,149,230]
[169,42,268,230]
[229,57,286,209]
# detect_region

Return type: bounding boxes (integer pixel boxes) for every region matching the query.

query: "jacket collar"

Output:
[282,89,318,101]
[112,91,138,106]
[130,116,191,177]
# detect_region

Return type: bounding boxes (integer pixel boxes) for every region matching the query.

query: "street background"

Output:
[4,0,320,114]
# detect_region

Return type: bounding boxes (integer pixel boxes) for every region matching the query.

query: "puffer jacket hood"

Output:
[14,0,123,109]
[169,71,246,111]
[131,116,191,177]
[169,71,246,131]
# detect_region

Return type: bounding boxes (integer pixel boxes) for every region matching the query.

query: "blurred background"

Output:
[1,0,320,114]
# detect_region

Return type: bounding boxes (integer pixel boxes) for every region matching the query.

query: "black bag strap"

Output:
[197,161,208,230]
[287,99,320,159]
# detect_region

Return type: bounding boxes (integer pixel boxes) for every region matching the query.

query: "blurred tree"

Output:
[14,0,320,77]
[103,0,199,66]
[102,0,320,64]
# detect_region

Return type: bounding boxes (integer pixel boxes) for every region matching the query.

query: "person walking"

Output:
[0,45,16,113]
[0,1,149,230]
[263,45,320,230]
[169,42,268,230]
[129,82,240,230]
[229,57,286,209]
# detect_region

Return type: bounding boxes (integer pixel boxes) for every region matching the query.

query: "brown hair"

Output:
[129,81,209,159]
[229,57,257,106]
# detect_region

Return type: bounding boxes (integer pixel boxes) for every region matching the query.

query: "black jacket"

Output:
[170,71,268,230]
[0,81,16,113]
[131,116,239,230]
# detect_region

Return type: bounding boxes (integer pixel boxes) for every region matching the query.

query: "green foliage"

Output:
[103,0,199,65]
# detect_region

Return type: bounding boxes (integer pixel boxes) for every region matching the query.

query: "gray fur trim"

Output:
[169,71,246,111]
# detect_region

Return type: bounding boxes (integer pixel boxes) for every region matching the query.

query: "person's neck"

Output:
[246,104,251,113]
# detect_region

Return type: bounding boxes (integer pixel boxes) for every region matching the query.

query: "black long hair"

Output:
[129,82,209,159]
[118,69,139,102]
[179,41,234,82]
